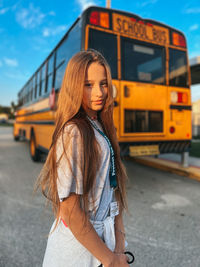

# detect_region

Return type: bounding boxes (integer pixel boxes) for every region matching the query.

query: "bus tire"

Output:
[13,127,20,141]
[14,135,20,141]
[30,131,41,162]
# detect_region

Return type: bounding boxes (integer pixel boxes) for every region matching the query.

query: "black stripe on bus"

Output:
[15,121,54,125]
[15,107,51,118]
[170,105,192,110]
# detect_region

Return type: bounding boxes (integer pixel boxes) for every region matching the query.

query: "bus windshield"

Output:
[88,28,118,79]
[121,37,165,84]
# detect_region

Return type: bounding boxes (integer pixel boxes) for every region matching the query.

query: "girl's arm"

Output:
[114,206,126,254]
[60,193,129,267]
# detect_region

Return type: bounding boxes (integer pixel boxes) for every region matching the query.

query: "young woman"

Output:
[36,49,129,267]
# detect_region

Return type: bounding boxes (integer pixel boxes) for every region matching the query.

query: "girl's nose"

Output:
[94,84,103,97]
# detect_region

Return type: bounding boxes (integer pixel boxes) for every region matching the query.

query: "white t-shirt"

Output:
[56,121,111,213]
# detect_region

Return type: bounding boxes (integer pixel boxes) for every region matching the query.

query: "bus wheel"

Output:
[14,135,20,141]
[30,132,41,162]
[13,127,20,141]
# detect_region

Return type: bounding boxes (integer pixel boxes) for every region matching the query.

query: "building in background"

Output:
[0,113,8,123]
[190,57,200,138]
[192,99,200,137]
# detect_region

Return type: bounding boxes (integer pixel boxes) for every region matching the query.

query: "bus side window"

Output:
[46,53,55,93]
[55,22,81,90]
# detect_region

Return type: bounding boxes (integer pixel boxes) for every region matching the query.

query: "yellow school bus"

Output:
[13,6,191,161]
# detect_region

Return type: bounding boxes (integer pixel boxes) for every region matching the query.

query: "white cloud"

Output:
[0,7,9,14]
[77,0,96,11]
[49,11,56,16]
[0,2,19,15]
[42,25,68,37]
[140,0,158,7]
[11,1,21,11]
[5,71,29,80]
[16,3,45,29]
[184,7,200,14]
[4,58,18,67]
[189,24,199,31]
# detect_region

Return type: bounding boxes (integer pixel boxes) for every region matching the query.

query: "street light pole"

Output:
[106,0,111,8]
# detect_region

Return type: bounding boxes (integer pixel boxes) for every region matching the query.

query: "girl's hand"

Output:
[104,253,129,267]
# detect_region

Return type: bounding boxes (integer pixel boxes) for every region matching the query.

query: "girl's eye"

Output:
[101,82,108,87]
[85,83,92,87]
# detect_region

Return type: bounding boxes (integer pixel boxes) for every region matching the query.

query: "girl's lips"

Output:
[93,100,103,104]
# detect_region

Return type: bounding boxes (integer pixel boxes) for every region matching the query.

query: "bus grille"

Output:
[125,110,163,133]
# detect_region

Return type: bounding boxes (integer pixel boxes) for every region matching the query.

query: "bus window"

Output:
[29,79,33,101]
[36,71,40,98]
[169,49,188,88]
[47,74,53,92]
[48,54,54,75]
[124,110,163,133]
[56,22,81,68]
[88,29,118,79]
[55,63,66,90]
[46,54,55,93]
[32,77,35,100]
[121,38,165,84]
[55,22,81,90]
[39,69,42,97]
[41,64,46,95]
[34,75,37,99]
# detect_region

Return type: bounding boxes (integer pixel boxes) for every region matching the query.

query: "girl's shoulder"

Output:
[63,123,81,137]
[56,123,81,156]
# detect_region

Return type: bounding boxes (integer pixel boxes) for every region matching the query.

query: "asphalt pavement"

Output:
[1,127,200,267]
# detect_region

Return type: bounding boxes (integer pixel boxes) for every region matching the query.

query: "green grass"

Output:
[190,140,200,158]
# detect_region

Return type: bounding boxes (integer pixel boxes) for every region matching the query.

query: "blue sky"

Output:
[0,0,200,106]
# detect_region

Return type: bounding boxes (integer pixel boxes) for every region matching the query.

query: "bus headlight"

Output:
[112,84,117,98]
[170,91,178,103]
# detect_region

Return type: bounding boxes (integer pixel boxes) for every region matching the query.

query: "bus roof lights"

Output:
[89,11,109,28]
[179,35,186,48]
[100,12,109,28]
[138,20,145,24]
[172,32,186,48]
[90,11,99,26]
[130,17,137,22]
[146,22,153,27]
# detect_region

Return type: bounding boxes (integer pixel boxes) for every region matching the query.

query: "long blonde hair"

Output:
[35,49,127,224]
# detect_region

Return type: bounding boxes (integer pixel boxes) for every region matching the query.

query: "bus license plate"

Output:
[129,145,160,156]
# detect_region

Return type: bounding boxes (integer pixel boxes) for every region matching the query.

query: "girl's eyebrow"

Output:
[84,78,107,82]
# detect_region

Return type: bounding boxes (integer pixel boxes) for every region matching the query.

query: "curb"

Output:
[128,156,200,182]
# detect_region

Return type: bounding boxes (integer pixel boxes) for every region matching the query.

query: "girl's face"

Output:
[82,62,108,118]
